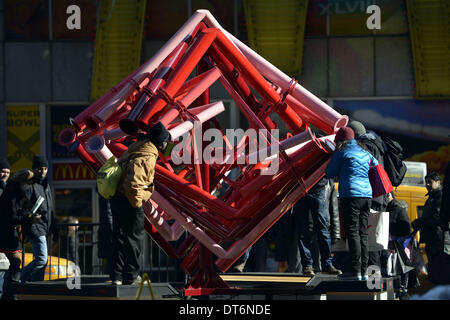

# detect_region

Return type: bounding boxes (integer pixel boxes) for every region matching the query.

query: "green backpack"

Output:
[97,156,123,199]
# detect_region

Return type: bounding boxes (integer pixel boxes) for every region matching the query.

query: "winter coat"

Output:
[325,139,378,199]
[23,177,57,239]
[357,131,388,210]
[0,182,34,252]
[116,139,158,208]
[387,199,411,237]
[414,186,443,245]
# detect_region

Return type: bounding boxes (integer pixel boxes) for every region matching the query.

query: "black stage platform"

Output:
[16,273,401,300]
[17,275,181,300]
[214,272,401,300]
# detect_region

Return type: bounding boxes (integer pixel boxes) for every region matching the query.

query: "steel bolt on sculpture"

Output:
[58,10,348,296]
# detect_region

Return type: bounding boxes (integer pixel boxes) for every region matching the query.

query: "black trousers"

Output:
[340,198,371,275]
[110,196,144,282]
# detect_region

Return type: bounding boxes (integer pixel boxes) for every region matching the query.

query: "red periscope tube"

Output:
[119,44,188,135]
[71,57,152,132]
[135,29,218,132]
[211,30,306,134]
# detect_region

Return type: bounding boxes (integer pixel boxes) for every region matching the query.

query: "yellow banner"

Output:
[7,105,41,173]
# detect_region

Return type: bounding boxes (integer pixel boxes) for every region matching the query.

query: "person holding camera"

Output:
[0,169,41,300]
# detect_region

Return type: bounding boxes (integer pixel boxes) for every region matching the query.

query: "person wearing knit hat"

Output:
[109,122,169,285]
[325,124,379,281]
[334,127,355,143]
[348,121,366,139]
[20,155,57,283]
[144,121,170,149]
[0,158,11,197]
[0,168,41,300]
[32,155,49,183]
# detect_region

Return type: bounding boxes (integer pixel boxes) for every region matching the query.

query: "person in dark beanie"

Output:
[0,169,42,299]
[0,158,11,197]
[412,172,443,262]
[110,122,170,285]
[348,120,388,273]
[325,127,379,280]
[20,155,58,282]
[0,158,11,298]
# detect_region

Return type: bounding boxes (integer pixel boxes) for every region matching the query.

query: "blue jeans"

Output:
[0,271,4,298]
[21,236,48,282]
[293,188,333,269]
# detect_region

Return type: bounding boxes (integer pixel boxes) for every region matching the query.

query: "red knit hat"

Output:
[335,127,355,142]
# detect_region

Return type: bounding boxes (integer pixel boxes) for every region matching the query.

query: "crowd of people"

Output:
[0,119,448,300]
[229,121,450,300]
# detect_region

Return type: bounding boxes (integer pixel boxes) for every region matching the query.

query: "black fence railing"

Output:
[21,222,185,283]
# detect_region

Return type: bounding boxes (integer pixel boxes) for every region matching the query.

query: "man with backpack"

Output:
[348,121,407,274]
[110,122,170,286]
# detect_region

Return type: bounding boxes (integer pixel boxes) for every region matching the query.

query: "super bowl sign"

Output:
[53,163,96,181]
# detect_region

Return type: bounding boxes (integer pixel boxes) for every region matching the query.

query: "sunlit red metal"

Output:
[58,10,348,296]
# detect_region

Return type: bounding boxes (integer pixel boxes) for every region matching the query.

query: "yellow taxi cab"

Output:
[23,253,78,280]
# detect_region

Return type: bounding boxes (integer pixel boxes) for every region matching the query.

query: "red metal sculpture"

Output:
[59,10,348,296]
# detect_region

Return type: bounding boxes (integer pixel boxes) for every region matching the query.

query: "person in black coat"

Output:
[0,157,11,298]
[0,158,11,198]
[0,169,41,300]
[20,156,58,282]
[412,172,443,260]
[412,171,449,284]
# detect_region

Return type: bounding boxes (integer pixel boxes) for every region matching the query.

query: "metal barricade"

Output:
[21,222,185,283]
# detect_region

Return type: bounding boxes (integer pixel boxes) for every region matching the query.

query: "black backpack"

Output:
[382,138,407,187]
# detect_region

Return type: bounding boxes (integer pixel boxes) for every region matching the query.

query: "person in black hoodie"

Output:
[412,172,443,262]
[0,158,11,198]
[0,169,40,300]
[20,155,58,282]
[0,158,11,298]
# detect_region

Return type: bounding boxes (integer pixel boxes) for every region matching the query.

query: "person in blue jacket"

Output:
[325,127,378,280]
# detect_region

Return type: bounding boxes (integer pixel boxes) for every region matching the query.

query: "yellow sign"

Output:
[53,163,96,180]
[7,105,41,172]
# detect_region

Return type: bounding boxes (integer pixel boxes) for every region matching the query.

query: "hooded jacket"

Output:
[325,139,378,198]
[25,176,58,239]
[116,139,158,208]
